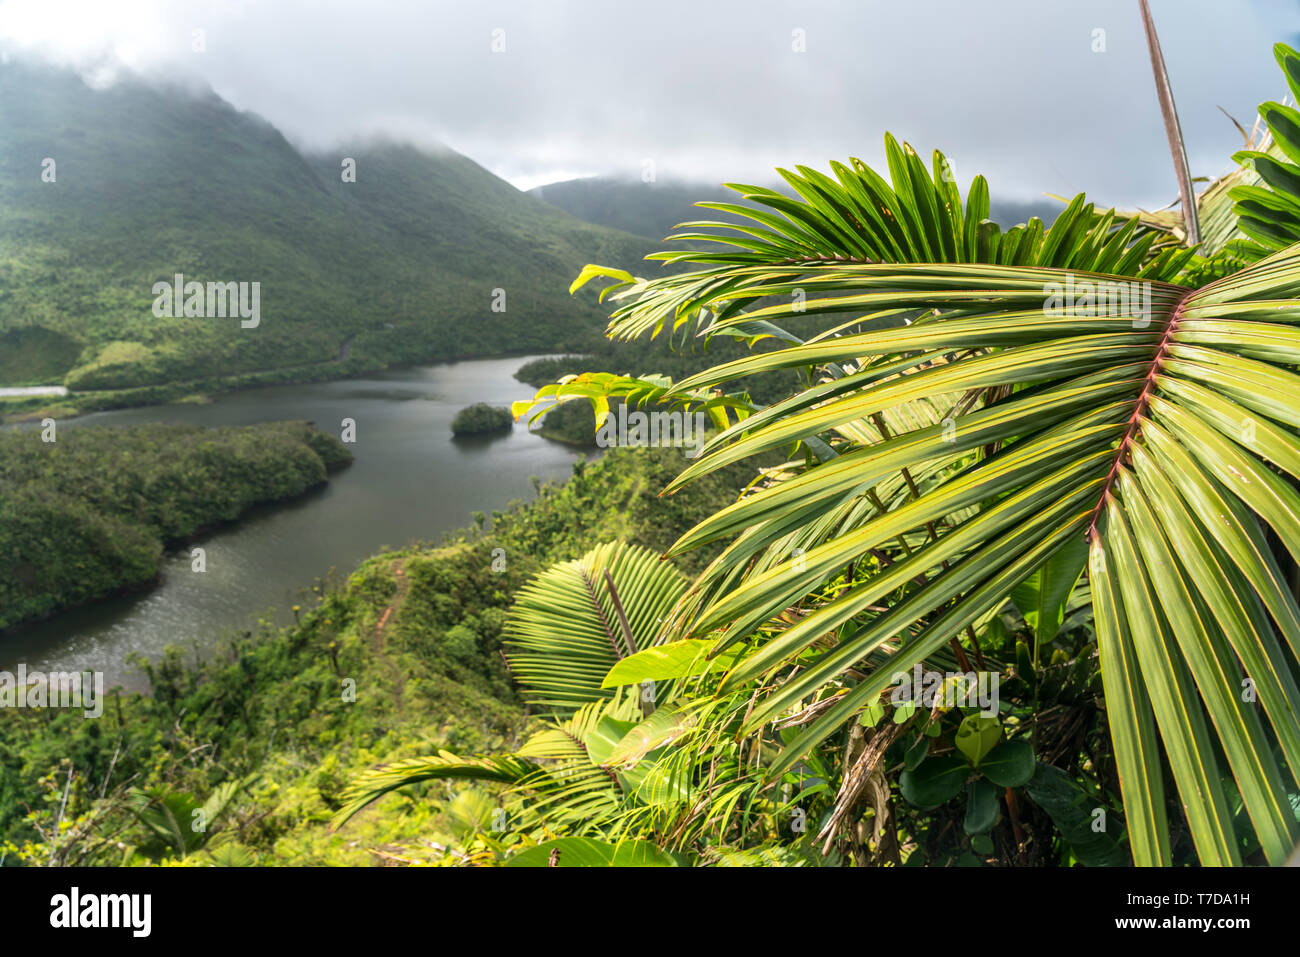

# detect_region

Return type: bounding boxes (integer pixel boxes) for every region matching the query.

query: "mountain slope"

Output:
[530,175,1065,242]
[0,60,656,391]
[529,177,743,241]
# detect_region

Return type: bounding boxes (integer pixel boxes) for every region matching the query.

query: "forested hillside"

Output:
[0,60,655,397]
[0,447,756,865]
[0,421,350,629]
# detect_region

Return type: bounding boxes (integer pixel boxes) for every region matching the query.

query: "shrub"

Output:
[450,403,512,436]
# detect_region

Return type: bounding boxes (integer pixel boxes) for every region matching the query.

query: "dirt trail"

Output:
[372,560,411,710]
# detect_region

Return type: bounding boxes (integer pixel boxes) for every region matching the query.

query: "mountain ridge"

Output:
[530,173,1067,243]
[0,59,657,395]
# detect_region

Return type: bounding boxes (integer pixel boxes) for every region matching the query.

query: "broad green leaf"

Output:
[607,708,696,765]
[1024,764,1127,866]
[584,716,637,767]
[1010,533,1089,646]
[963,778,1001,835]
[903,733,930,771]
[507,837,677,867]
[979,740,1036,788]
[900,757,969,809]
[954,714,1003,768]
[601,638,730,688]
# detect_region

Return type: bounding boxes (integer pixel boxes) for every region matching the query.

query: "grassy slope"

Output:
[0,61,656,396]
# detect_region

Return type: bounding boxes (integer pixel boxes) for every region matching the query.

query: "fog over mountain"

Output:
[529,176,1067,242]
[1,0,1297,206]
[0,59,655,389]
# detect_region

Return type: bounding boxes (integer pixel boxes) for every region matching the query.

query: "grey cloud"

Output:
[2,0,1297,204]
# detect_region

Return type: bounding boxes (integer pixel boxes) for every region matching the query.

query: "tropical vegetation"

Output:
[0,421,350,629]
[7,21,1300,871]
[335,39,1300,866]
[451,403,513,436]
[0,447,756,865]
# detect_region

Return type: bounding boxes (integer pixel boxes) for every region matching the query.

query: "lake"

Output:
[0,357,589,690]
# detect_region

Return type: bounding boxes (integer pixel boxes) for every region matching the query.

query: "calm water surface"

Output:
[1,357,587,689]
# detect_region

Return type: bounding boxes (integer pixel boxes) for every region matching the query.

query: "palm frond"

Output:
[503,541,688,715]
[1227,44,1300,258]
[578,137,1192,345]
[617,243,1300,865]
[331,752,540,830]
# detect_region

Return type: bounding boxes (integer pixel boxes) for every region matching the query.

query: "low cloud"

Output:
[1,0,1296,205]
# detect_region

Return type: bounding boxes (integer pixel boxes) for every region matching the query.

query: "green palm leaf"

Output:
[573,136,1192,346]
[334,545,691,843]
[331,752,541,830]
[580,212,1300,863]
[503,541,688,716]
[1224,44,1300,259]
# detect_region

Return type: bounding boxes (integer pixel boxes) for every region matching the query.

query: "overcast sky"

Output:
[2,0,1297,206]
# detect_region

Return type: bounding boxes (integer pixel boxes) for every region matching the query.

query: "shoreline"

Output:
[0,426,353,637]
[0,347,581,425]
[0,475,343,640]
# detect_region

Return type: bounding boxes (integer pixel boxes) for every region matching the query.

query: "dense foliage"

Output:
[7,33,1300,871]
[450,403,512,436]
[0,421,350,629]
[0,446,755,865]
[335,43,1300,867]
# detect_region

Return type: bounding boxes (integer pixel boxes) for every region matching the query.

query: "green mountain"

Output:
[529,176,743,241]
[530,175,1064,242]
[0,61,656,393]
